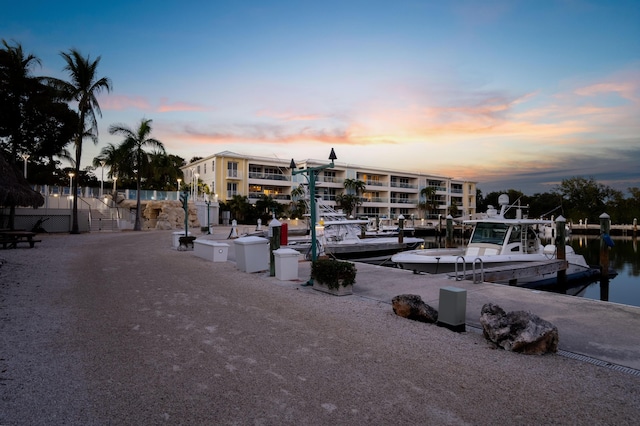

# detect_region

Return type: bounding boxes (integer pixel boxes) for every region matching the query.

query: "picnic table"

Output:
[0,230,42,249]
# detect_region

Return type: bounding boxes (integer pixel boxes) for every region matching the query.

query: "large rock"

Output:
[392,294,438,323]
[479,303,559,354]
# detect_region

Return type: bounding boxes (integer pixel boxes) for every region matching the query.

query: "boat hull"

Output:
[391,250,594,284]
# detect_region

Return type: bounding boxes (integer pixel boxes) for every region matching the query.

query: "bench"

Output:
[0,237,42,249]
[193,239,230,262]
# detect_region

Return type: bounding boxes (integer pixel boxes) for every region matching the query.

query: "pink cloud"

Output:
[256,109,327,121]
[157,98,208,113]
[100,95,151,111]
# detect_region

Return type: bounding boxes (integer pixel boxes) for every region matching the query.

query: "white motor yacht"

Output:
[391,195,596,285]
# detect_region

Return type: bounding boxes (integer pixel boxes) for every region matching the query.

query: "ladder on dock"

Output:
[449,260,568,285]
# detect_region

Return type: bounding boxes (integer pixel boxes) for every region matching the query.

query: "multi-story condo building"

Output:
[181,150,477,220]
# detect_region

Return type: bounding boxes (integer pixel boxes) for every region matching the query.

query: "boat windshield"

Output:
[470,223,509,245]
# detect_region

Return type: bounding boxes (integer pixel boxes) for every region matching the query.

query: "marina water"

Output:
[568,236,639,308]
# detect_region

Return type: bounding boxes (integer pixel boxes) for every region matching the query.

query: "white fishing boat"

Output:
[391,195,597,285]
[286,198,424,260]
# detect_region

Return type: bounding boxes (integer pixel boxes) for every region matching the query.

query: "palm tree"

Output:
[46,49,112,233]
[109,118,165,231]
[342,178,366,216]
[419,186,436,219]
[290,184,307,218]
[93,142,127,184]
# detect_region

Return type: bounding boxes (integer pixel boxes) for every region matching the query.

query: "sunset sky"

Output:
[3,0,639,194]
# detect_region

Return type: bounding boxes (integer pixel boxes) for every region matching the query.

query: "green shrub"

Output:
[311,259,357,289]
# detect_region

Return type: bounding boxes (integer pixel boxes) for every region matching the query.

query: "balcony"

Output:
[226,171,243,180]
[248,172,290,182]
[390,182,417,189]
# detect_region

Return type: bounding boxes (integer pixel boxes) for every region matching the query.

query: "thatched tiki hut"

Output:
[0,153,45,229]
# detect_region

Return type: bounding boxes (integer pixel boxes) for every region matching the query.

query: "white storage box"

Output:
[193,240,230,262]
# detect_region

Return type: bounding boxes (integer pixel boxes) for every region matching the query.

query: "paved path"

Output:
[1,230,639,425]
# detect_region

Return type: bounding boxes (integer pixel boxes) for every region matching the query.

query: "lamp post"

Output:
[194,173,200,201]
[112,175,118,194]
[68,172,75,196]
[100,160,106,197]
[205,194,212,234]
[290,148,337,286]
[21,153,30,179]
[177,178,182,191]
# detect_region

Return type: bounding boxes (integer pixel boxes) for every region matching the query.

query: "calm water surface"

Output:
[419,235,640,308]
[568,236,639,308]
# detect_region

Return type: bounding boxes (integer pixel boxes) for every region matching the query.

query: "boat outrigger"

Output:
[286,198,424,260]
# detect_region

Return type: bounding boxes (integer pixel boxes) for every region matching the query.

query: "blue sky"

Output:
[3,0,639,195]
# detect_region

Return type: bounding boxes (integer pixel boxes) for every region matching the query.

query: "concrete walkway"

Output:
[222,233,640,372]
[1,229,638,425]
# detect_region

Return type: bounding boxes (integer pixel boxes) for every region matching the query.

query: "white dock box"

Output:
[193,239,229,262]
[273,248,301,281]
[234,236,269,273]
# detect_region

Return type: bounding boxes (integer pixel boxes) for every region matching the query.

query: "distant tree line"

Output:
[477,177,640,224]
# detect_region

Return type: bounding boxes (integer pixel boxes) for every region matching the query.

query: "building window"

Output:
[227,182,238,198]
[228,162,238,178]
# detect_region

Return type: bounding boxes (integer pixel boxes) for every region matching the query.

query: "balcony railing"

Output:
[248,192,291,200]
[361,197,389,203]
[390,198,417,204]
[226,171,243,179]
[390,182,417,189]
[248,172,290,181]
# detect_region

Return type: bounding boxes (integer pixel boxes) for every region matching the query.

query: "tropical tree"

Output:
[418,186,436,219]
[226,194,250,223]
[342,178,366,216]
[46,49,112,233]
[146,152,184,190]
[289,184,308,218]
[92,142,127,184]
[109,118,165,231]
[335,193,360,217]
[553,176,617,223]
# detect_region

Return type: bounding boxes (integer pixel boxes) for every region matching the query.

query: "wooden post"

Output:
[398,214,404,244]
[555,215,566,286]
[446,214,454,248]
[599,213,611,279]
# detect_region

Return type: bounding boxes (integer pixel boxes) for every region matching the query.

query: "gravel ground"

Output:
[1,230,639,425]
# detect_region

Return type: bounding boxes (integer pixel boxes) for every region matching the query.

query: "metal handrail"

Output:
[472,258,484,284]
[454,256,466,281]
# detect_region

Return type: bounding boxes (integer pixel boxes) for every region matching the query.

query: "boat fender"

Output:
[602,233,615,248]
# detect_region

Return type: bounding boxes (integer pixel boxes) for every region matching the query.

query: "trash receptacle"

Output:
[172,231,192,248]
[273,248,300,281]
[234,236,269,273]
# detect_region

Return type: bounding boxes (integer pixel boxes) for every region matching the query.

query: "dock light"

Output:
[290,148,337,286]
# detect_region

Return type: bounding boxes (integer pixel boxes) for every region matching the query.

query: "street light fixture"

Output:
[290,148,337,286]
[21,153,30,179]
[177,178,182,191]
[100,160,106,197]
[68,172,75,196]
